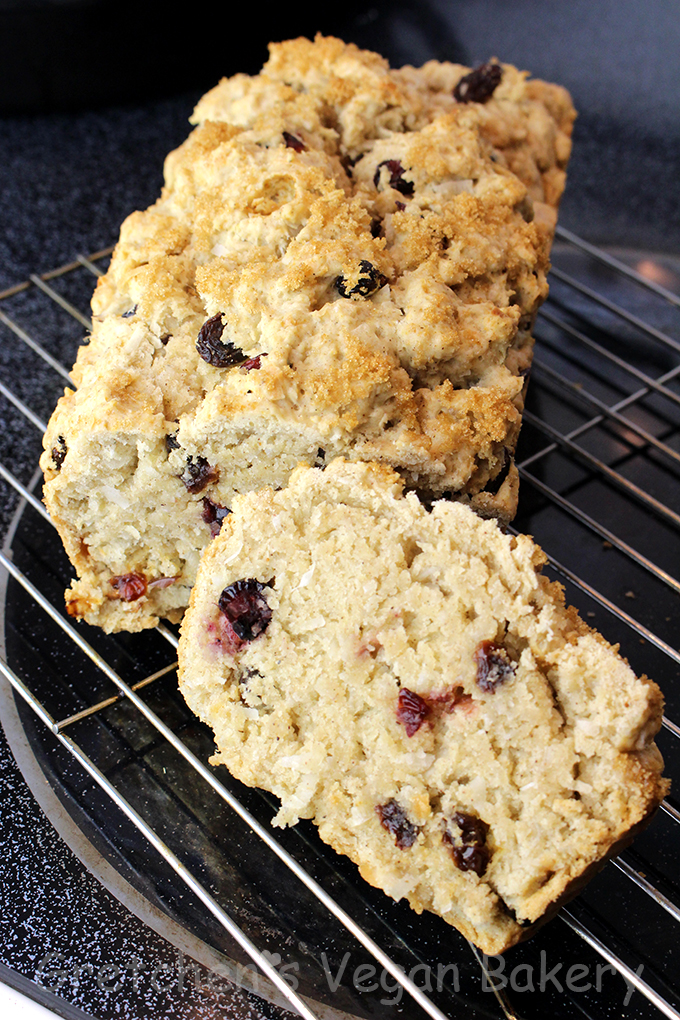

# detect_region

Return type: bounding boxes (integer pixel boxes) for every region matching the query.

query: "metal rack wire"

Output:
[0,226,679,1020]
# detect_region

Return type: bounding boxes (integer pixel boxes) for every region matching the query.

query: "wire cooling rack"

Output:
[0,226,679,1020]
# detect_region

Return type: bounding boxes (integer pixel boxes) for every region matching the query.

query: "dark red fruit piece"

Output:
[196,314,248,368]
[181,455,220,494]
[427,685,473,713]
[335,260,386,299]
[218,578,272,642]
[376,799,419,849]
[396,688,431,736]
[283,131,306,152]
[201,496,231,537]
[373,159,414,196]
[449,843,491,876]
[443,810,491,876]
[51,435,67,470]
[453,61,502,104]
[453,810,489,846]
[241,353,267,371]
[212,614,244,655]
[474,640,516,692]
[110,572,147,601]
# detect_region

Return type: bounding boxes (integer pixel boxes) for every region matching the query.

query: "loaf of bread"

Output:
[177,459,668,955]
[40,35,576,633]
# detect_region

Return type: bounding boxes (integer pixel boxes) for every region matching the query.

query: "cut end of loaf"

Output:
[177,458,668,955]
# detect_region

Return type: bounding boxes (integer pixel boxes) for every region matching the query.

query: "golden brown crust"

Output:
[41,35,575,632]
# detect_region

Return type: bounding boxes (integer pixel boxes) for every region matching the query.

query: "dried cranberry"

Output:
[450,843,491,876]
[396,688,430,736]
[241,353,267,371]
[335,260,386,299]
[51,435,67,470]
[110,572,147,601]
[453,811,489,846]
[283,131,306,152]
[373,159,414,196]
[201,496,231,537]
[453,62,502,104]
[196,314,248,368]
[444,810,491,876]
[181,455,220,494]
[218,578,272,642]
[376,799,419,849]
[474,641,516,692]
[427,685,472,713]
[212,613,245,655]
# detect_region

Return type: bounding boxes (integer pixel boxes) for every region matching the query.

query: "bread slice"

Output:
[41,35,576,632]
[177,459,668,955]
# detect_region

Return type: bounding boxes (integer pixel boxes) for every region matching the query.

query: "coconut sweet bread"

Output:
[40,35,576,633]
[177,458,668,955]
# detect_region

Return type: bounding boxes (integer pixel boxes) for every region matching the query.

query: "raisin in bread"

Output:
[177,459,668,955]
[41,35,576,632]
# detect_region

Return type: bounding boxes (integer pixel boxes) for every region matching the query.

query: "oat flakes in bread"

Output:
[177,459,668,956]
[41,35,576,633]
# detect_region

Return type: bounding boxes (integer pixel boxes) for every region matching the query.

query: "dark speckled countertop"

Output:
[1,2,679,1017]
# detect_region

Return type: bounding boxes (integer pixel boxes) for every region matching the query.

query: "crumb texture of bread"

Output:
[41,35,576,632]
[177,459,668,955]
